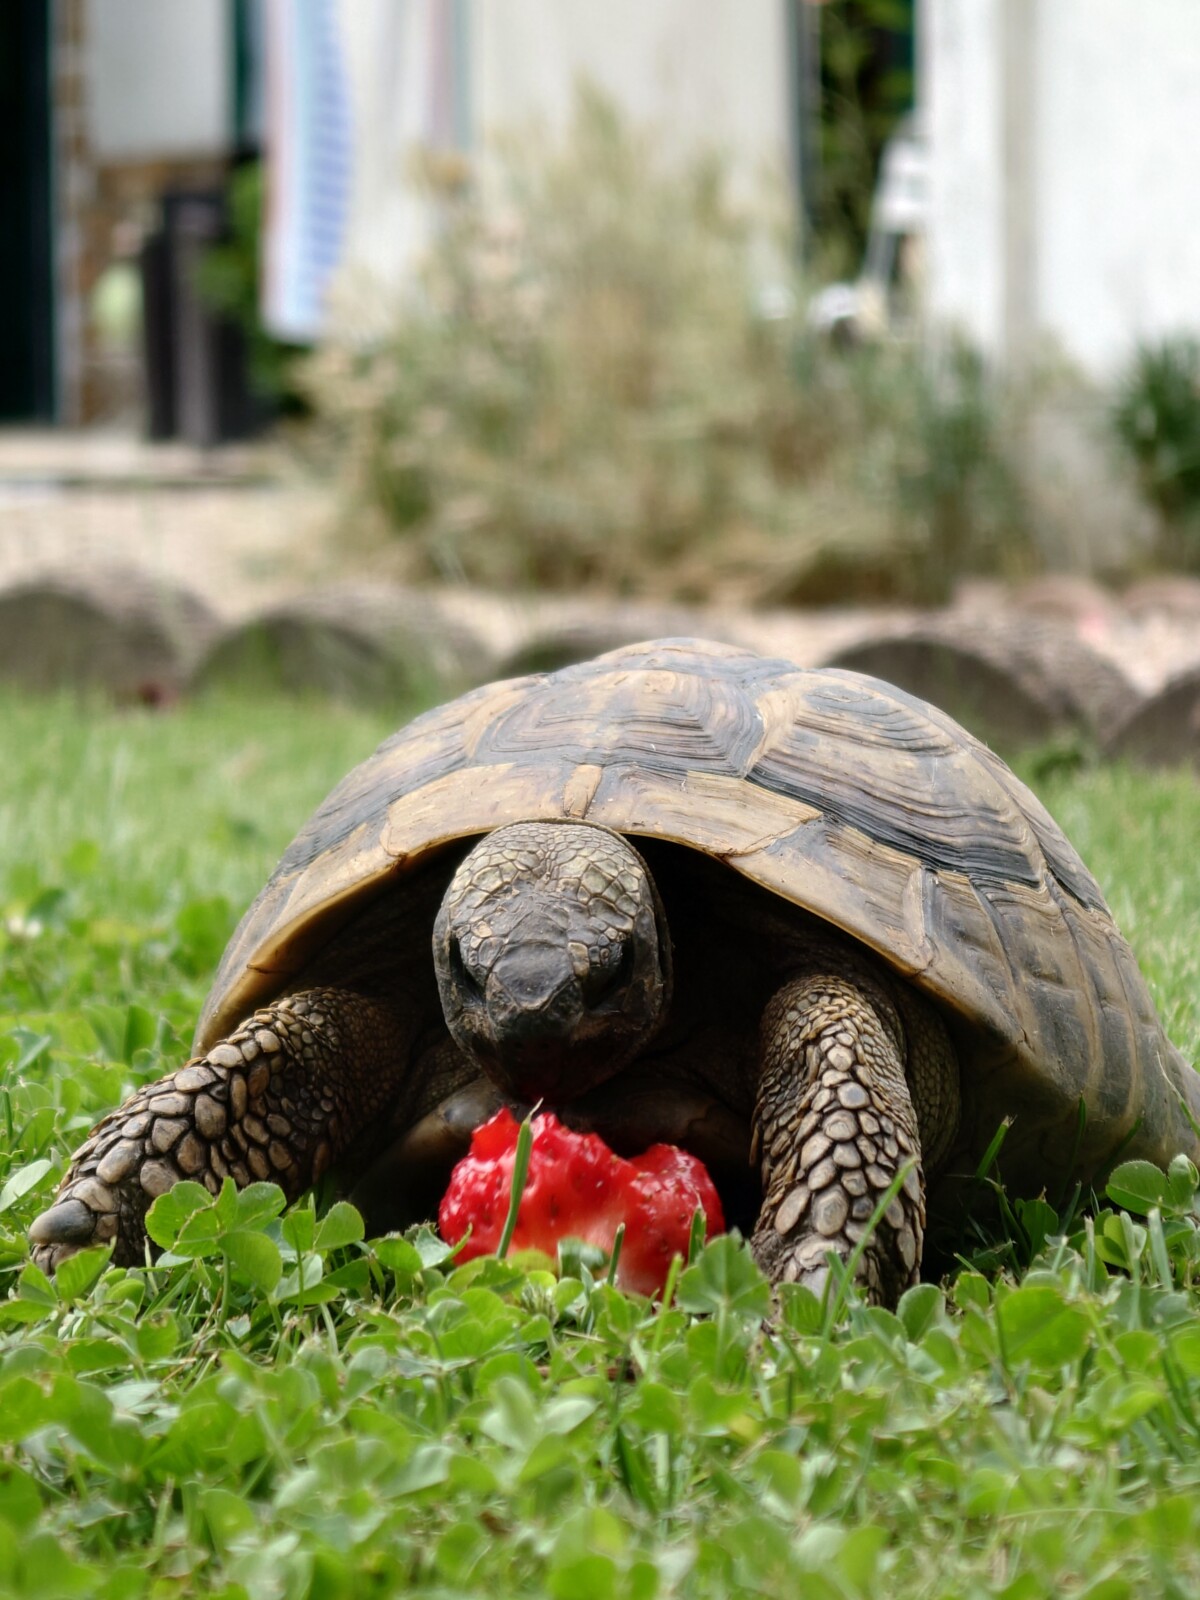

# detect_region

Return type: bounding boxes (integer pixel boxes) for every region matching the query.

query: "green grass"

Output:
[1,693,1199,1599]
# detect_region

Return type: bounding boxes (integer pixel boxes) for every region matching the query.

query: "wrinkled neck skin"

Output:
[432,820,672,1106]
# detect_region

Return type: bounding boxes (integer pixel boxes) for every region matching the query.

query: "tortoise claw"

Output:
[29,1190,120,1273]
[29,1197,99,1247]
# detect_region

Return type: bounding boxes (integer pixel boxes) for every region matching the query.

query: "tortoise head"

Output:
[433,821,672,1103]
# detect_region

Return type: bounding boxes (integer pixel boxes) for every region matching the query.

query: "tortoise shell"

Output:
[197,638,1200,1192]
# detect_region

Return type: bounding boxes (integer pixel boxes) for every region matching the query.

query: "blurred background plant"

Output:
[810,0,916,277]
[193,161,309,413]
[1111,335,1200,571]
[894,339,1031,600]
[305,87,1025,606]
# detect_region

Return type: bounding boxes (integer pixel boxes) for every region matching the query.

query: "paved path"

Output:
[0,430,333,620]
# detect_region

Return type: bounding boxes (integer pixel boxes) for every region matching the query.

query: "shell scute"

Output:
[748,671,1048,892]
[471,664,768,779]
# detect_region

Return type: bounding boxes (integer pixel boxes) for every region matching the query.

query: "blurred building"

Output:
[10,1,1193,434]
[318,0,796,343]
[1,0,258,428]
[921,0,1200,376]
[3,0,802,432]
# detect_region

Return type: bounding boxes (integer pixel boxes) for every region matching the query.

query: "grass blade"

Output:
[497,1111,535,1260]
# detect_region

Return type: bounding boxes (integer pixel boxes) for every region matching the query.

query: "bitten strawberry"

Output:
[439,1109,725,1296]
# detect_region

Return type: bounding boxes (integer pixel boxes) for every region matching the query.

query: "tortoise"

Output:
[29,638,1200,1304]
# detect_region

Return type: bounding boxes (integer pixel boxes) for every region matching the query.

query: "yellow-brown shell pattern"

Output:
[196,638,1200,1185]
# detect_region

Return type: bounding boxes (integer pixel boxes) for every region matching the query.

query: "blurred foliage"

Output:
[193,161,308,409]
[1112,335,1200,569]
[811,0,915,274]
[306,87,1026,605]
[894,340,1029,598]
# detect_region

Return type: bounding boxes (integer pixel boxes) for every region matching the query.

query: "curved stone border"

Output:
[192,583,493,703]
[1122,576,1200,621]
[0,565,220,701]
[6,558,1194,743]
[1012,574,1116,622]
[823,613,1139,753]
[492,603,746,680]
[1104,666,1200,768]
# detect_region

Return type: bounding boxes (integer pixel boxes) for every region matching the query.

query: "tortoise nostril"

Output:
[489,944,578,1020]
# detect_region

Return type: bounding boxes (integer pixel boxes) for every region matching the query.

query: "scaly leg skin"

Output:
[750,968,958,1309]
[29,988,414,1272]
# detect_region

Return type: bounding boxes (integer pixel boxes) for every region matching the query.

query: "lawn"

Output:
[1,691,1199,1599]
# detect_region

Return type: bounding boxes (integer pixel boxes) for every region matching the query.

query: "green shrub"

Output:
[810,0,916,275]
[1112,335,1200,568]
[306,87,1024,603]
[194,162,308,409]
[893,339,1030,600]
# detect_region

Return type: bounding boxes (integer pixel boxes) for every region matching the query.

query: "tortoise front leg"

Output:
[751,969,955,1308]
[29,989,414,1272]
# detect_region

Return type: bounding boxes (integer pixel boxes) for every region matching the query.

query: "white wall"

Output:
[331,0,793,330]
[920,0,1005,356]
[1034,0,1200,373]
[922,0,1200,376]
[86,0,231,161]
[472,0,792,197]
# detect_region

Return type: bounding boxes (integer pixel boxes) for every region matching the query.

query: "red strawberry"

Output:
[439,1108,725,1296]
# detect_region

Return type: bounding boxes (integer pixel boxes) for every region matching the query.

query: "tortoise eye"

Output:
[568,940,591,981]
[582,939,633,1007]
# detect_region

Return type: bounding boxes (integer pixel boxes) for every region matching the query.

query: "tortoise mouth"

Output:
[347,1077,761,1240]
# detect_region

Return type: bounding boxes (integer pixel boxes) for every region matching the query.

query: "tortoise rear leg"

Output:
[750,967,958,1308]
[29,988,414,1272]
